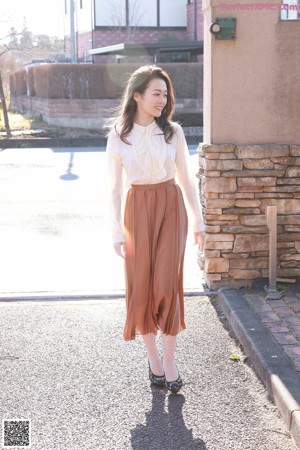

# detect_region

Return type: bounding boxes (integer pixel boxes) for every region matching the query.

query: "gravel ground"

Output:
[0,297,296,450]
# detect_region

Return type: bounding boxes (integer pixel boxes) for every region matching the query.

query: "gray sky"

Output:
[3,0,65,37]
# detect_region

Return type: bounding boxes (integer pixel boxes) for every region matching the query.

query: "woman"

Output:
[107,65,204,393]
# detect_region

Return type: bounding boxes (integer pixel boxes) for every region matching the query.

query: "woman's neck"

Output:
[134,113,155,127]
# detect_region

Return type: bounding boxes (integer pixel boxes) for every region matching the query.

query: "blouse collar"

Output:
[133,120,159,135]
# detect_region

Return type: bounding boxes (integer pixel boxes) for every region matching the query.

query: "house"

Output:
[63,0,203,63]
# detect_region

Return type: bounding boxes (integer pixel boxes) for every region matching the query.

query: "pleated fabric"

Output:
[123,178,188,341]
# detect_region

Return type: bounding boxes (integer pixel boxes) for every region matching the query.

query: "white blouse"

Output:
[106,120,204,243]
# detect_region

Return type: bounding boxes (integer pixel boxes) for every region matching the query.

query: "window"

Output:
[281,0,300,19]
[128,0,157,27]
[95,0,126,27]
[95,0,187,27]
[160,0,186,26]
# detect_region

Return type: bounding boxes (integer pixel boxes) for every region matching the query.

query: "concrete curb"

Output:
[0,289,217,302]
[0,134,203,149]
[0,137,107,148]
[218,288,300,448]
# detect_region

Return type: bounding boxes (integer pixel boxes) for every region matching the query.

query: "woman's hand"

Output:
[113,242,127,259]
[194,231,205,252]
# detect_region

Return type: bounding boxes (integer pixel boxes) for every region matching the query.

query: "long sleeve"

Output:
[175,124,204,232]
[106,133,126,243]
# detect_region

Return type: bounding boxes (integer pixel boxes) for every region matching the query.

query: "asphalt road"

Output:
[0,297,295,450]
[0,144,296,449]
[0,146,203,295]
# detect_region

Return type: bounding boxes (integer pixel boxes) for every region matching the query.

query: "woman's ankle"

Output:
[148,356,164,376]
[162,359,178,382]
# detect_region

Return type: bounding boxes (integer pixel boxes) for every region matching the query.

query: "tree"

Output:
[34,34,64,54]
[19,19,34,49]
[35,34,52,51]
[0,29,20,58]
[0,71,11,138]
[0,17,64,138]
[0,32,18,138]
[8,27,19,47]
[0,21,31,138]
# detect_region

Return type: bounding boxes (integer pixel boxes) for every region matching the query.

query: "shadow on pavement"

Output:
[130,385,207,449]
[60,152,79,181]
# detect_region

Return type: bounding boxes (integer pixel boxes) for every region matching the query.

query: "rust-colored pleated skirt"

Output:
[123,178,188,341]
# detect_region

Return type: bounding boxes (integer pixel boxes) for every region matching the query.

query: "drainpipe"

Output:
[91,0,95,63]
[194,0,197,41]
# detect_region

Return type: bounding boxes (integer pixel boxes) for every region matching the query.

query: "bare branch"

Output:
[0,45,10,58]
[0,33,21,42]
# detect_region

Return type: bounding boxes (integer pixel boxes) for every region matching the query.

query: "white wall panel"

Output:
[76,0,93,33]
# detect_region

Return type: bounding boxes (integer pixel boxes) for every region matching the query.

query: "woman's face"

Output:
[133,78,168,122]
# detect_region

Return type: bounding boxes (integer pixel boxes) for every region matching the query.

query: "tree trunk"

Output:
[0,71,11,139]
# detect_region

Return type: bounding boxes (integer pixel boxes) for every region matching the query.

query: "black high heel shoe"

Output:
[166,374,183,393]
[148,362,166,387]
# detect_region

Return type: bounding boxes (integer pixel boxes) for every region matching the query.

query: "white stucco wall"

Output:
[203,0,300,144]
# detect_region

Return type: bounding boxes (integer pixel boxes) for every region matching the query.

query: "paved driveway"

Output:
[0,146,203,295]
[0,297,295,450]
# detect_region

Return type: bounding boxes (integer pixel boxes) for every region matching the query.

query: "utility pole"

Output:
[70,0,77,63]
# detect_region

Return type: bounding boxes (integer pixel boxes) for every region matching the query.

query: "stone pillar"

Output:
[201,0,300,289]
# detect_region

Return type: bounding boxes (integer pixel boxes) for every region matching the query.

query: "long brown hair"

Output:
[111,65,175,144]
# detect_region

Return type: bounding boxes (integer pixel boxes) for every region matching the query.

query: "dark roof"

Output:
[89,41,203,57]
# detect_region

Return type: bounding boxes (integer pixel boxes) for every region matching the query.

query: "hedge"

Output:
[10,69,27,96]
[10,63,202,100]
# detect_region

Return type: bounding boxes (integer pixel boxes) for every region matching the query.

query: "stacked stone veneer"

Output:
[199,143,300,289]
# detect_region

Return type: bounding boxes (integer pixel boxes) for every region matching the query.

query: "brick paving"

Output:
[243,282,300,371]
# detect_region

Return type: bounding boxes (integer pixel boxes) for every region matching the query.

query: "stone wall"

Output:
[199,143,300,289]
[9,96,119,129]
[10,95,202,129]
